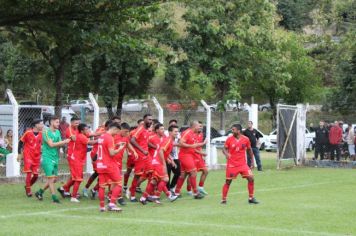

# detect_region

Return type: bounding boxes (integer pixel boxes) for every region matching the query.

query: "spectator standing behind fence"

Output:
[0,127,6,148]
[5,129,13,152]
[59,117,69,140]
[243,121,263,171]
[329,121,343,161]
[314,120,329,160]
[345,123,355,161]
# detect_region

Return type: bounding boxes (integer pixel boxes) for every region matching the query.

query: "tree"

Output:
[1,0,162,115]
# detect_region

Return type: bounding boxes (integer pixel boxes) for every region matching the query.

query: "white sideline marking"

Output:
[48,213,348,236]
[211,181,345,197]
[0,206,96,219]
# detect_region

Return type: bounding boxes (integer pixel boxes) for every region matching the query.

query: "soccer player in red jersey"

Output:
[96,122,126,212]
[82,122,107,199]
[18,119,44,197]
[140,124,179,204]
[113,122,137,206]
[128,114,152,202]
[174,120,206,199]
[221,124,259,204]
[188,122,209,195]
[58,117,80,198]
[68,123,97,203]
[123,119,143,193]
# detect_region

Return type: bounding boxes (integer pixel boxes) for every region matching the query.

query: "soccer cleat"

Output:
[187,191,193,196]
[221,200,227,204]
[90,189,97,200]
[174,193,182,198]
[107,204,122,212]
[139,197,147,205]
[168,195,178,202]
[146,196,155,202]
[248,197,259,204]
[130,197,138,203]
[52,198,61,204]
[76,193,81,199]
[198,187,208,195]
[118,197,127,206]
[99,207,106,212]
[123,186,128,193]
[35,191,43,201]
[57,187,69,199]
[70,197,80,203]
[83,188,89,198]
[135,187,143,194]
[194,193,204,200]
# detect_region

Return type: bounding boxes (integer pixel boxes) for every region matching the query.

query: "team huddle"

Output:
[18,114,258,212]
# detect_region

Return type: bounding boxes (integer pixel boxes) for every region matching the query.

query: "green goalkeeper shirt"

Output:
[42,128,62,163]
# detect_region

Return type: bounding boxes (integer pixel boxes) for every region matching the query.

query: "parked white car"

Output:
[70,100,94,113]
[122,100,148,112]
[265,128,315,152]
[211,128,268,150]
[210,100,245,112]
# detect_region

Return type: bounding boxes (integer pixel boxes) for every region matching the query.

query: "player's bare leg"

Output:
[128,175,140,202]
[123,167,133,193]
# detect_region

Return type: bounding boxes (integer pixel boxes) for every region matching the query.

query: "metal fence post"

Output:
[5,89,20,177]
[152,96,164,124]
[249,104,259,129]
[201,100,212,169]
[86,93,100,174]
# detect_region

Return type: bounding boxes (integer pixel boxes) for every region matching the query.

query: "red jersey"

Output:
[224,135,251,168]
[90,126,106,158]
[20,130,42,160]
[132,126,149,158]
[96,133,115,173]
[65,126,78,158]
[179,128,197,157]
[329,126,343,145]
[72,133,89,164]
[194,132,204,159]
[148,134,163,159]
[113,134,129,168]
[161,137,174,160]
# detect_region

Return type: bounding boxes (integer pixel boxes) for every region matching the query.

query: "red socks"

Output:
[189,175,197,194]
[157,181,170,197]
[248,181,254,198]
[25,173,31,189]
[143,182,155,199]
[222,183,230,201]
[130,177,138,197]
[30,174,38,186]
[98,187,105,208]
[174,176,185,194]
[72,181,81,198]
[63,179,74,192]
[110,184,122,204]
[93,182,99,191]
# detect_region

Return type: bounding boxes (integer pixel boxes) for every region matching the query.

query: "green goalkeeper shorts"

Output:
[41,158,58,177]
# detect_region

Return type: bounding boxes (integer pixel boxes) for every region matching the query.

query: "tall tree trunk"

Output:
[116,75,124,117]
[53,62,65,117]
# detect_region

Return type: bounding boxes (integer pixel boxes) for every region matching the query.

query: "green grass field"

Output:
[1,154,356,236]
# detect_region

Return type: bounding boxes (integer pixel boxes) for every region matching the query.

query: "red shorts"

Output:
[226,165,253,179]
[152,164,168,181]
[23,157,40,175]
[195,157,207,171]
[98,167,122,187]
[134,159,146,175]
[70,162,84,181]
[126,155,135,169]
[144,156,153,174]
[179,155,197,173]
